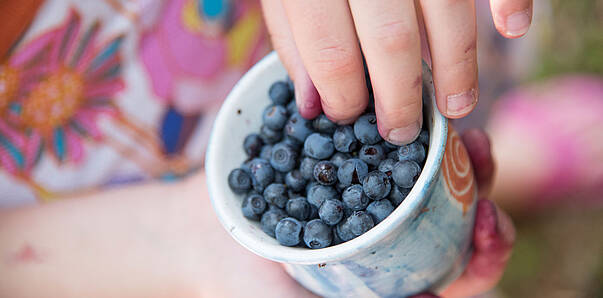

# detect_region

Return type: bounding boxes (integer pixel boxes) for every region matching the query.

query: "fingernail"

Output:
[505,10,531,37]
[447,89,477,117]
[386,121,421,146]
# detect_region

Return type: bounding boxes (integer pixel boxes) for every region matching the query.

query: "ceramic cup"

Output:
[206,52,478,297]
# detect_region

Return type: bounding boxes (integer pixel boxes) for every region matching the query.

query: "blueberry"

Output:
[362,171,391,200]
[240,160,252,174]
[381,141,399,152]
[241,193,267,220]
[366,200,394,224]
[307,184,338,208]
[359,144,385,167]
[269,81,292,105]
[389,185,410,207]
[288,189,302,200]
[260,125,283,144]
[268,204,286,213]
[397,142,426,164]
[286,100,298,114]
[309,204,319,219]
[260,145,273,160]
[285,112,314,143]
[354,113,382,145]
[387,150,399,161]
[303,219,333,249]
[330,152,351,168]
[261,208,287,238]
[336,211,374,241]
[300,157,319,180]
[343,205,354,217]
[246,189,261,197]
[333,125,358,153]
[347,211,374,236]
[335,182,347,193]
[263,183,289,208]
[228,168,252,194]
[313,161,337,185]
[332,226,344,245]
[243,134,264,157]
[392,160,422,188]
[285,170,305,192]
[319,199,344,226]
[248,158,275,192]
[283,135,302,150]
[274,171,285,183]
[304,133,335,160]
[312,114,337,134]
[418,129,429,147]
[263,104,289,130]
[342,184,369,211]
[337,158,369,187]
[286,197,312,221]
[270,142,297,172]
[378,158,397,177]
[275,217,303,246]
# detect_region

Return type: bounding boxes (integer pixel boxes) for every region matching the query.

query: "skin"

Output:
[0,129,513,297]
[261,0,533,145]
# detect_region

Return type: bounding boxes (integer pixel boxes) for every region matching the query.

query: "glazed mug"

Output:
[206,52,478,297]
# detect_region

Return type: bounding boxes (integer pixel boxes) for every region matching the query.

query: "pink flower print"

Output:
[9,9,125,164]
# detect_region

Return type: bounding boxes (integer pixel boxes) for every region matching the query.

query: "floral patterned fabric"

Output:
[0,0,269,206]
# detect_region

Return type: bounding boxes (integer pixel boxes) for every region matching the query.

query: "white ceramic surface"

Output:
[206,52,478,297]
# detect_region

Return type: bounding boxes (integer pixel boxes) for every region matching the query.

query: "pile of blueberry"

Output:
[227,77,428,249]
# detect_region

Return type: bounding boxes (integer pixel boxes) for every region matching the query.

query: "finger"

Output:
[415,4,432,67]
[441,199,515,298]
[490,0,533,38]
[348,0,423,145]
[419,0,479,119]
[462,129,495,197]
[282,0,368,124]
[260,0,321,119]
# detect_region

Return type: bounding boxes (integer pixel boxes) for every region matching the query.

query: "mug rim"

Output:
[206,52,448,264]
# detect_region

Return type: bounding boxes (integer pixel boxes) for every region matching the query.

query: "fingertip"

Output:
[440,89,478,119]
[295,72,322,119]
[380,119,422,146]
[490,0,533,39]
[474,199,515,252]
[501,9,532,38]
[474,199,499,251]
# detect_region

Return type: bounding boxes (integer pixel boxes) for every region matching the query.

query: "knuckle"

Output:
[373,20,418,54]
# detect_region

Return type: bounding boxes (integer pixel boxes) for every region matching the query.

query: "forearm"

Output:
[0,172,210,298]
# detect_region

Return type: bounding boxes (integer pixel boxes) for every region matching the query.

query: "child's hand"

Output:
[261,0,532,145]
